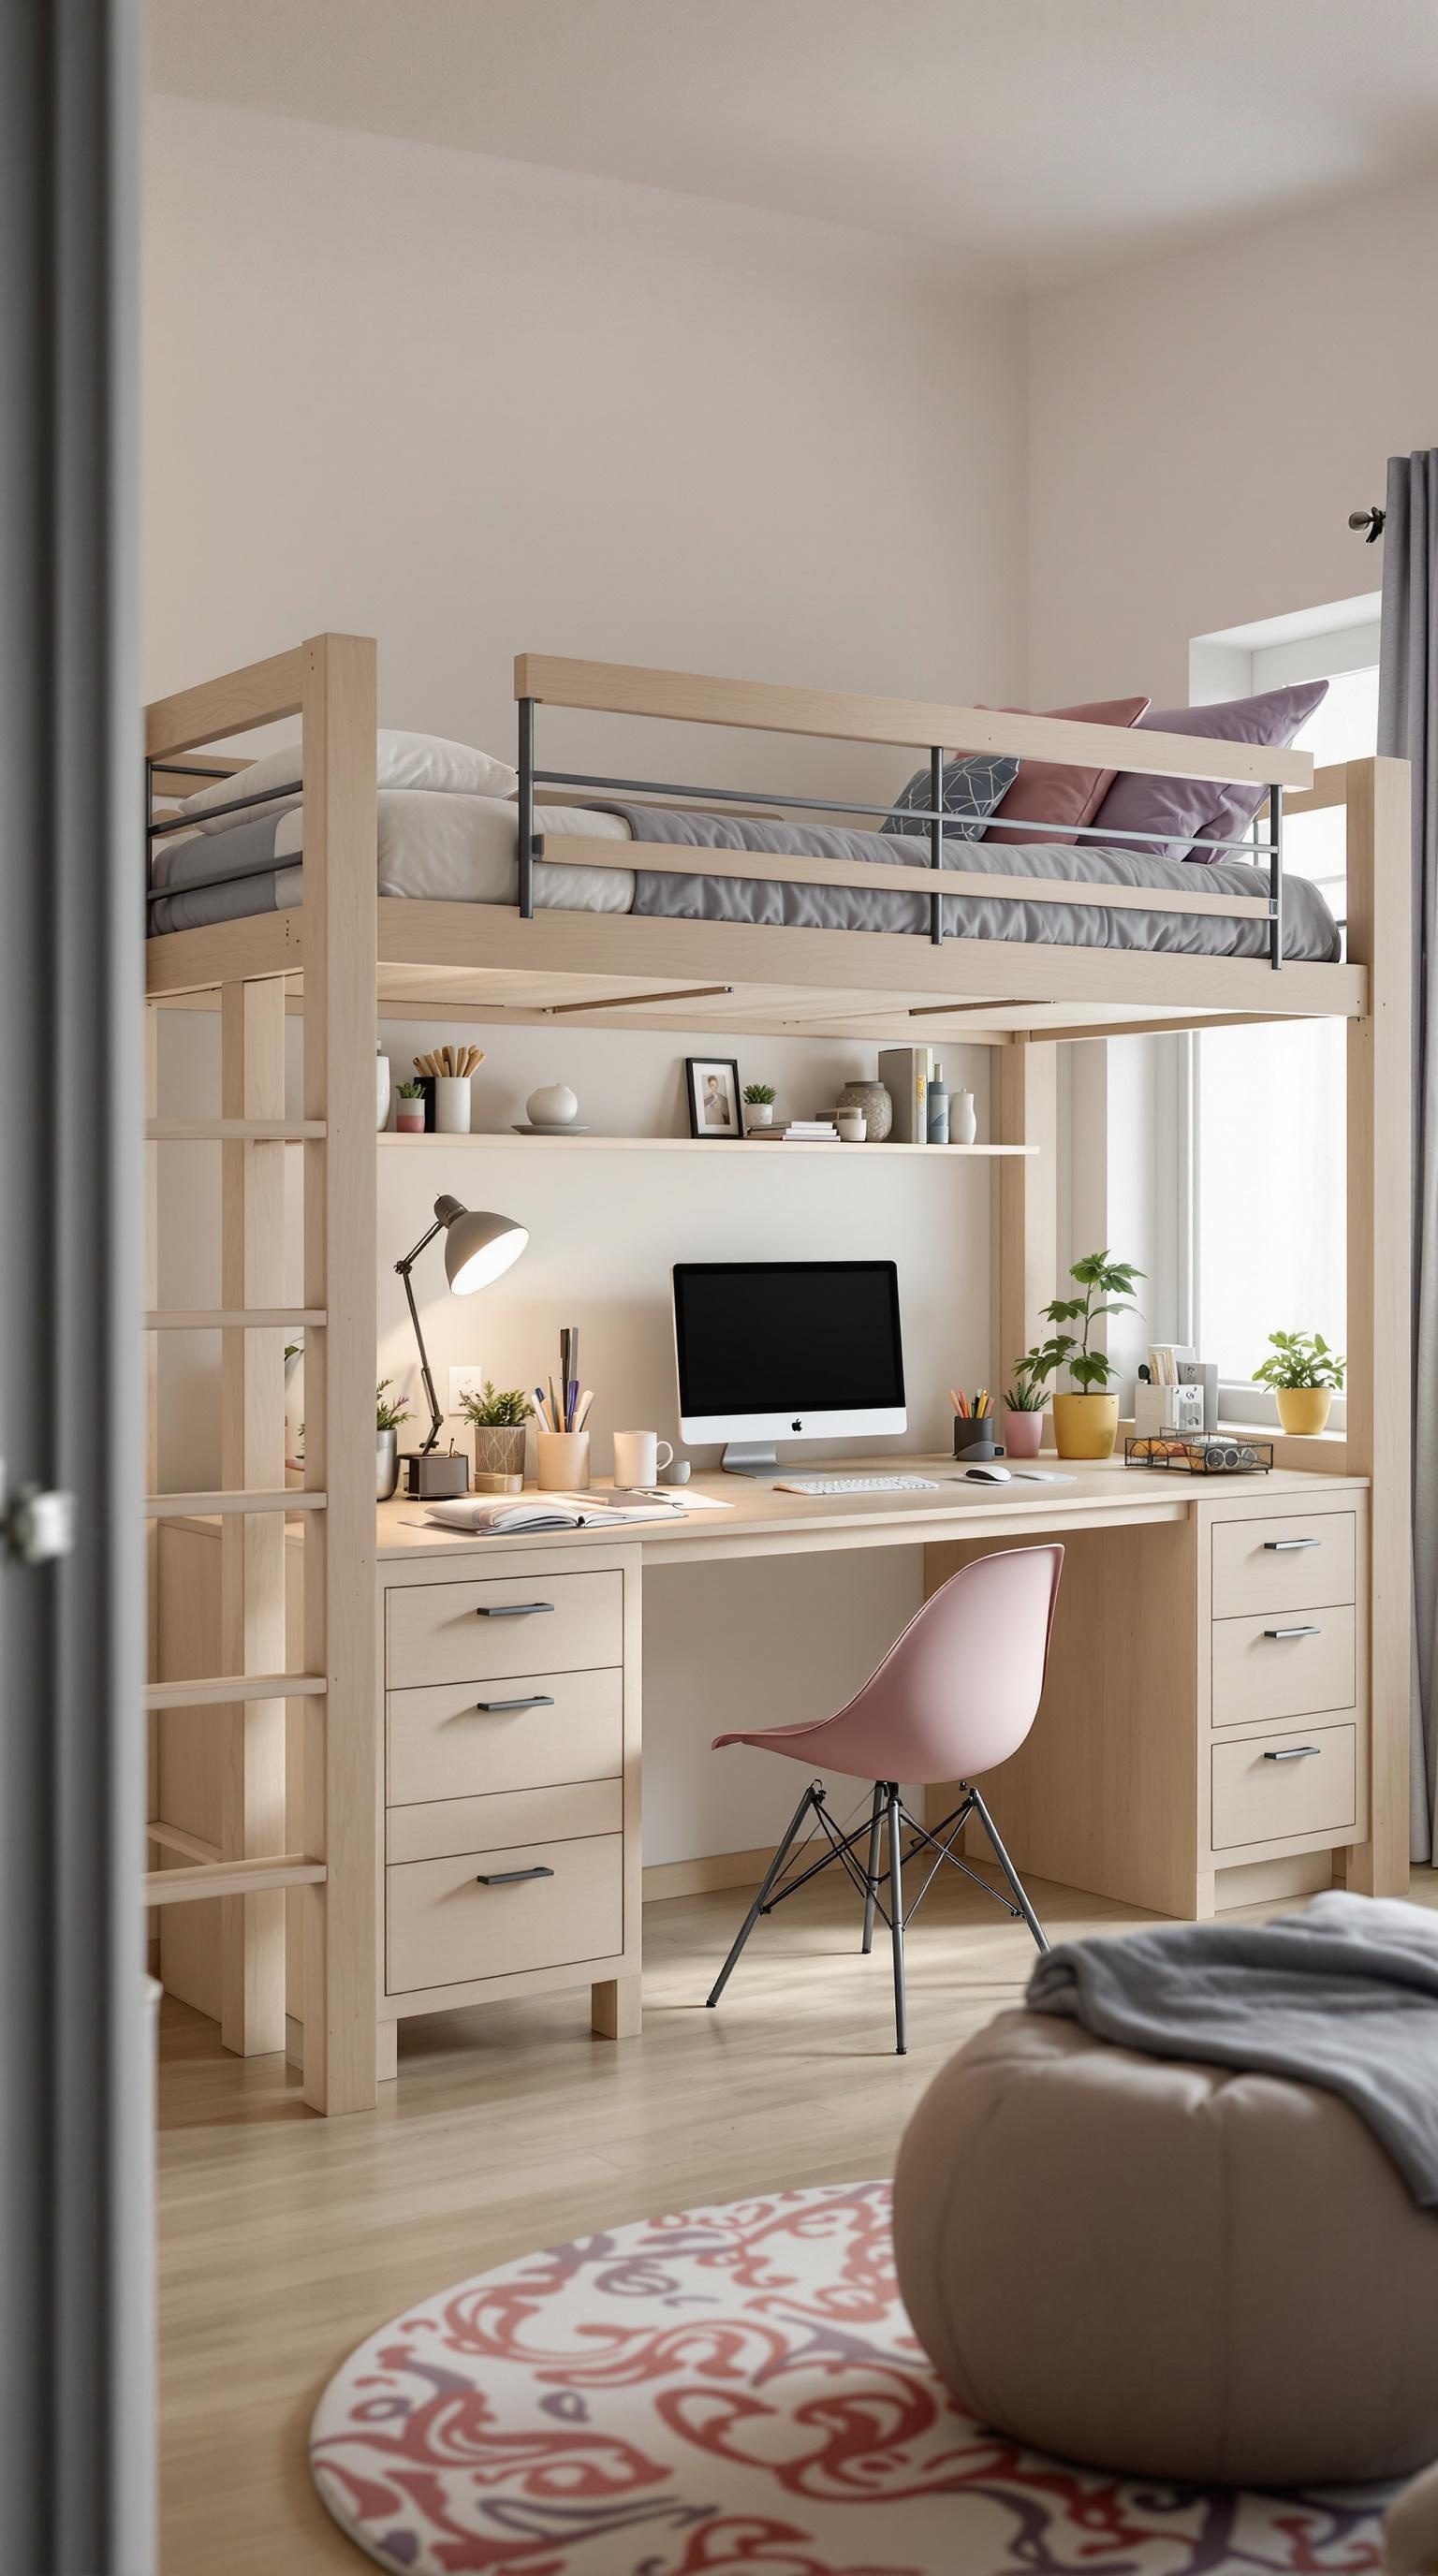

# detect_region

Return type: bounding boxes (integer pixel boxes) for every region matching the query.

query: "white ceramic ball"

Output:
[527,1083,579,1127]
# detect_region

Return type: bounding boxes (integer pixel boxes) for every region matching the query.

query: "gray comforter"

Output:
[148,799,1342,963]
[1028,1892,1438,2203]
[603,801,1341,960]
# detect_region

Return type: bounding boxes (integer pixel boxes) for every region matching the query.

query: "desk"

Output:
[371,1454,1370,2073]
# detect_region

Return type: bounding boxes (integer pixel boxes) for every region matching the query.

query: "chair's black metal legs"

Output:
[705,1780,825,2008]
[970,1787,1049,1954]
[860,1782,885,1954]
[886,1783,907,2055]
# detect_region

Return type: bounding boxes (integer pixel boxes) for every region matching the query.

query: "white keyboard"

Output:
[774,1473,940,1496]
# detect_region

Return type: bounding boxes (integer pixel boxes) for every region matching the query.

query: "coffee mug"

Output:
[612,1430,674,1488]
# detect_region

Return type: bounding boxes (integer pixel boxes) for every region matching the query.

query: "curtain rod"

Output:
[1349,506,1386,543]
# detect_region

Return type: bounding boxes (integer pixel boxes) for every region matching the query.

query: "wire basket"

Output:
[1124,1434,1274,1475]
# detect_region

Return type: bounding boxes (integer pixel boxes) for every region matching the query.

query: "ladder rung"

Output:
[144,1853,327,1907]
[145,1489,327,1517]
[146,1119,327,1141]
[144,1309,327,1330]
[144,1672,327,1710]
[147,1820,221,1864]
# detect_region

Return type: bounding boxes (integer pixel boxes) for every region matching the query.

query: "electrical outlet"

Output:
[448,1365,486,1414]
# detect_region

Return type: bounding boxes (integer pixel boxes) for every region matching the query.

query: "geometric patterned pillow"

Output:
[881,753,1019,841]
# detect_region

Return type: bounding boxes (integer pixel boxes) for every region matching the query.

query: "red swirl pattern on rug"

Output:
[310,2180,1387,2573]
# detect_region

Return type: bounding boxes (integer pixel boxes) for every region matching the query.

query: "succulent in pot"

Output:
[1001,1354,1050,1458]
[742,1080,777,1131]
[460,1380,533,1484]
[375,1378,412,1500]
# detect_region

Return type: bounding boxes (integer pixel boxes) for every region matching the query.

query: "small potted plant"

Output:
[1002,1354,1050,1459]
[1253,1330,1345,1436]
[395,1078,425,1134]
[742,1081,777,1132]
[1035,1251,1145,1460]
[460,1381,533,1486]
[375,1380,411,1500]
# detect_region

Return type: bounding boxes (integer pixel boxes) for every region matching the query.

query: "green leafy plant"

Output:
[1252,1330,1345,1393]
[375,1378,412,1432]
[458,1381,532,1428]
[1034,1250,1145,1394]
[1003,1353,1050,1412]
[742,1082,776,1105]
[396,1079,424,1100]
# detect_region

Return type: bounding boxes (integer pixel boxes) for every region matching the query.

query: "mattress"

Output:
[147,788,1342,964]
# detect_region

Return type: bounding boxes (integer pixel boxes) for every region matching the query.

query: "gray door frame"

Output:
[1,0,154,2568]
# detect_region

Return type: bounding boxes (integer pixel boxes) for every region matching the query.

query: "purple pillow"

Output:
[1089,681,1327,862]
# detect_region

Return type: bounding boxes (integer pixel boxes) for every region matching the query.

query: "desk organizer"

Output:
[1125,1435,1274,1474]
[953,1417,1002,1463]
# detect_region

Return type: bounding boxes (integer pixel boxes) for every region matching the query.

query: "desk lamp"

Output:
[395,1194,529,1499]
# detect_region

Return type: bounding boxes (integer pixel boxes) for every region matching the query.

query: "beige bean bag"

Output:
[893,2008,1438,2487]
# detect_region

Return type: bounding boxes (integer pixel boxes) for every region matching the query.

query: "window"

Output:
[1186,606,1379,1417]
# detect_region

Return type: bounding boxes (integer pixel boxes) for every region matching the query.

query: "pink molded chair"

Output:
[706,1544,1064,2054]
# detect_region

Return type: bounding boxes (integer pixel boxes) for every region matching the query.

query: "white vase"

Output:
[435,1076,471,1134]
[952,1090,977,1145]
[527,1083,579,1127]
[375,1042,391,1133]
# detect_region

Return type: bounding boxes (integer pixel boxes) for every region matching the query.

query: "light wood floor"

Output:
[156,1858,1437,2573]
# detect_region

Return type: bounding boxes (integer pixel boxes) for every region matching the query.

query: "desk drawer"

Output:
[1211,1723,1357,1851]
[1211,1604,1356,1729]
[1211,1512,1356,1620]
[387,1569,623,1690]
[388,1667,624,1807]
[387,1832,623,1993]
[388,1777,623,1866]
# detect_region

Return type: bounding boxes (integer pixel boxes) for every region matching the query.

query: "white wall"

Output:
[1026,174,1438,708]
[143,97,1030,1870]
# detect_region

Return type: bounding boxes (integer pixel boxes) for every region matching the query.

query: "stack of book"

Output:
[749,1119,840,1142]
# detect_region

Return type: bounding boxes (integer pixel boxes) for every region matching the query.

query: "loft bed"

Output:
[141,634,1411,2115]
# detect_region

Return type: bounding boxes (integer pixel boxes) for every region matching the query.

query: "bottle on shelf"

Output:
[927,1060,950,1145]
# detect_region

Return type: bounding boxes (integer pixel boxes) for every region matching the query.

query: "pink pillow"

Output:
[984,696,1151,847]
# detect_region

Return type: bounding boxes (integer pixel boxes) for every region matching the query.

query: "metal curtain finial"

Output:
[1349,506,1386,543]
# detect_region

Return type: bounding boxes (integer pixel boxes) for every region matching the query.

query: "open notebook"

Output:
[423,1491,731,1536]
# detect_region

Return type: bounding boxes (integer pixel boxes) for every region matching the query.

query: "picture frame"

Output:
[685,1056,742,1140]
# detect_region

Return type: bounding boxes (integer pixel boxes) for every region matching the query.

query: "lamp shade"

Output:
[433,1195,528,1295]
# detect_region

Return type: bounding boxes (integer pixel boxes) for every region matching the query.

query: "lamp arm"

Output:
[395,1224,446,1455]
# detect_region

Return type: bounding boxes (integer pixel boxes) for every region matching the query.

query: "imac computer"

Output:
[672,1258,906,1474]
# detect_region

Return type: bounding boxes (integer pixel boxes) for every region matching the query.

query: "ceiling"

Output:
[147,0,1438,289]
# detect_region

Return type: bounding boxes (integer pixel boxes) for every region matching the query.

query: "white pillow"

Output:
[178,728,519,831]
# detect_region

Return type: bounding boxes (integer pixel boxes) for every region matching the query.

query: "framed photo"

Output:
[686,1057,741,1139]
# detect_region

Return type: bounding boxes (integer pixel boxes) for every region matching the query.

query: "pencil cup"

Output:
[952,1416,1001,1463]
[435,1076,471,1134]
[536,1429,590,1491]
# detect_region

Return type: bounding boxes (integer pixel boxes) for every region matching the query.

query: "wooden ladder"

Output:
[143,637,378,2115]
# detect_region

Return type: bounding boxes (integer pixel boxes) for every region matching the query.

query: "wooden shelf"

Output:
[376,1133,1036,1157]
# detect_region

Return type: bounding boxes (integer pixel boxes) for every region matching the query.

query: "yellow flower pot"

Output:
[1275,1385,1333,1437]
[1051,1392,1121,1460]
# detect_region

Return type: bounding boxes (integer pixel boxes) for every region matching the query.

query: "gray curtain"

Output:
[0,0,152,2568]
[1378,450,1438,1864]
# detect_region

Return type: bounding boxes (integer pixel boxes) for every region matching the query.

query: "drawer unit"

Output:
[1211,1722,1357,1851]
[1211,1603,1356,1730]
[387,1569,623,1690]
[1211,1512,1356,1621]
[387,1666,624,1807]
[388,1777,623,1866]
[387,1832,624,1993]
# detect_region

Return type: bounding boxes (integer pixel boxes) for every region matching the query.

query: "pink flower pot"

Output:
[1004,1408,1044,1458]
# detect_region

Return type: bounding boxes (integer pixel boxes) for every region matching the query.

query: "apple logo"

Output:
[791,1418,803,1431]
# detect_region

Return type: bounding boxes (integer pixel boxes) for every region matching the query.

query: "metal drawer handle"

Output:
[475,1865,555,1887]
[1264,1537,1320,1551]
[1263,1745,1321,1762]
[475,1601,554,1618]
[1262,1623,1321,1640]
[473,1694,556,1714]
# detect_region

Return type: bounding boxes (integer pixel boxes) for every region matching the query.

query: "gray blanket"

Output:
[1028,1892,1438,2204]
[600,800,1342,961]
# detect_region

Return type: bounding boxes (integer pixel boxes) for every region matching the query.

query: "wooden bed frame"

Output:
[142,635,1411,2115]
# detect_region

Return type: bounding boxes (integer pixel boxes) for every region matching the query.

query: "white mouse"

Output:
[961,1462,1012,1484]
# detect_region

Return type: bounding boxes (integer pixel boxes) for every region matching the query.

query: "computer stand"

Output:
[721,1441,780,1477]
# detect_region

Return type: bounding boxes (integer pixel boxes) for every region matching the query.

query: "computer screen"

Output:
[672,1259,905,1442]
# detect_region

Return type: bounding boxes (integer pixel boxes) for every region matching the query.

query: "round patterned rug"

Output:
[310,2180,1389,2574]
